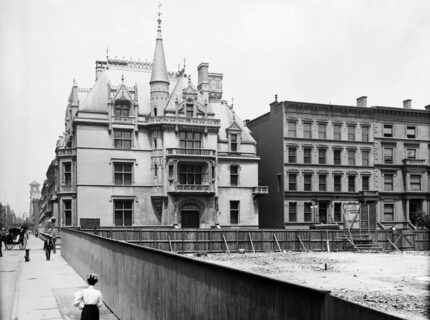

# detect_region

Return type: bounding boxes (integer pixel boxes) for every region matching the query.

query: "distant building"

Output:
[247,97,430,229]
[44,15,266,228]
[29,181,41,228]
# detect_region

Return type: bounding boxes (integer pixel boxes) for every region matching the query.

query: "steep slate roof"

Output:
[80,66,178,114]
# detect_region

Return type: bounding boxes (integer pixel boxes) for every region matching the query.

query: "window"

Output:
[303,122,312,139]
[168,164,174,179]
[114,163,133,185]
[318,123,326,139]
[319,174,327,191]
[318,149,326,164]
[288,173,297,191]
[407,149,416,159]
[154,164,158,178]
[361,126,369,142]
[64,199,72,226]
[334,175,342,192]
[406,126,416,139]
[114,130,132,149]
[179,132,202,149]
[383,124,393,137]
[153,107,157,116]
[287,121,297,138]
[63,162,71,185]
[186,104,193,117]
[230,166,239,186]
[362,151,370,166]
[410,175,421,191]
[230,201,239,224]
[304,173,312,191]
[289,203,297,222]
[348,150,356,166]
[153,138,158,149]
[384,204,394,221]
[383,148,393,164]
[333,149,341,165]
[347,125,355,141]
[230,134,238,152]
[348,176,355,192]
[303,147,312,164]
[384,174,393,191]
[334,203,342,222]
[114,104,129,117]
[304,203,312,222]
[277,173,282,192]
[333,124,341,140]
[362,176,369,191]
[179,164,202,185]
[114,199,133,226]
[288,147,297,163]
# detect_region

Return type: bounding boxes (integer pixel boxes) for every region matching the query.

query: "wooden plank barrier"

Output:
[80,228,430,253]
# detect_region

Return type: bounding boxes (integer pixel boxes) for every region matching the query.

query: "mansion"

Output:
[39,17,266,228]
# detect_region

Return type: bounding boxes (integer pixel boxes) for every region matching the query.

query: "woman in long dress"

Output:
[74,274,103,320]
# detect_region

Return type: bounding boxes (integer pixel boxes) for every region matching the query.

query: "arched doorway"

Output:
[181,204,200,228]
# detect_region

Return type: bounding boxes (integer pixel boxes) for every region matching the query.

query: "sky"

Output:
[0,0,429,216]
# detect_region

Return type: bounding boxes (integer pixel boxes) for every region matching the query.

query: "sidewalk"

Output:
[11,235,118,320]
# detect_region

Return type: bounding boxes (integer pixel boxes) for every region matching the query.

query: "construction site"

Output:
[192,251,429,320]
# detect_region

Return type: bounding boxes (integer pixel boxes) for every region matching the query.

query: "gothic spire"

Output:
[150,2,169,84]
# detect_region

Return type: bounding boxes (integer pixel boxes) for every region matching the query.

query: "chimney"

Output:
[356,96,367,108]
[197,63,209,92]
[95,61,105,80]
[403,99,411,109]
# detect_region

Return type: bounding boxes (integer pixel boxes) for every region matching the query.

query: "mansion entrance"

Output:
[180,204,200,228]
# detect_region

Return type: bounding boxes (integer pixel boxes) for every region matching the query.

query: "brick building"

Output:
[247,97,430,229]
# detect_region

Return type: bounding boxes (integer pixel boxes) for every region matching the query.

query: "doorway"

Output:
[180,204,200,228]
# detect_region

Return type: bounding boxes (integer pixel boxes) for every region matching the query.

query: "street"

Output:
[0,244,21,320]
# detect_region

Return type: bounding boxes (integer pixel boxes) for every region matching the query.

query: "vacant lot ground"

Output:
[192,251,429,320]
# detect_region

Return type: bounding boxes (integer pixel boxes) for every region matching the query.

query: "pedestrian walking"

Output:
[0,230,3,257]
[51,229,57,254]
[73,274,103,320]
[43,238,53,261]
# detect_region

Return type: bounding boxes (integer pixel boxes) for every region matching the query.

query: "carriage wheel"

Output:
[19,237,27,250]
[5,242,13,250]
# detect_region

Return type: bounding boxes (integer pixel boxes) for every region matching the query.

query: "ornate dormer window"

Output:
[186,104,193,117]
[230,133,238,152]
[114,101,130,117]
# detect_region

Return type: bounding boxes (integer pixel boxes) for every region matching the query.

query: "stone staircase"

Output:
[342,233,383,252]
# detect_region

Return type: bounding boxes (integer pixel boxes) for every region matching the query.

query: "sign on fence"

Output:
[343,203,360,230]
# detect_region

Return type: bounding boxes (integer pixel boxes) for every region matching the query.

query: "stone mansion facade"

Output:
[39,17,266,228]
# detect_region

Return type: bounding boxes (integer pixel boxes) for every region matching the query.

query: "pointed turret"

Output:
[150,7,169,116]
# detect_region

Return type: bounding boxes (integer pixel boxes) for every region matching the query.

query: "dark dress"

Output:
[81,304,99,320]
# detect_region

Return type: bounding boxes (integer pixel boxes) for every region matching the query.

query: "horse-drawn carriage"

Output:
[3,227,27,250]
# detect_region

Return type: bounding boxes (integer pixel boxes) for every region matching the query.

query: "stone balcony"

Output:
[112,116,135,124]
[147,116,220,127]
[253,186,269,196]
[168,184,214,194]
[166,148,216,158]
[58,185,75,193]
[57,148,76,158]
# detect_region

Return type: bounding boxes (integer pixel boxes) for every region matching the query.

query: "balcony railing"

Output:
[166,148,216,157]
[57,148,76,157]
[112,116,135,124]
[147,116,220,127]
[170,184,212,193]
[253,186,269,195]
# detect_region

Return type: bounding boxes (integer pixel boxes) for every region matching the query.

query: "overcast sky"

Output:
[0,0,429,216]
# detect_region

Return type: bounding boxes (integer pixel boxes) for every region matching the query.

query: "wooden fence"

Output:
[80,228,429,253]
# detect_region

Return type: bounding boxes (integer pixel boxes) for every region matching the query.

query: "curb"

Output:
[11,256,23,320]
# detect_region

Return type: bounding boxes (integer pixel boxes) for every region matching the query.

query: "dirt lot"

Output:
[191,251,429,320]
